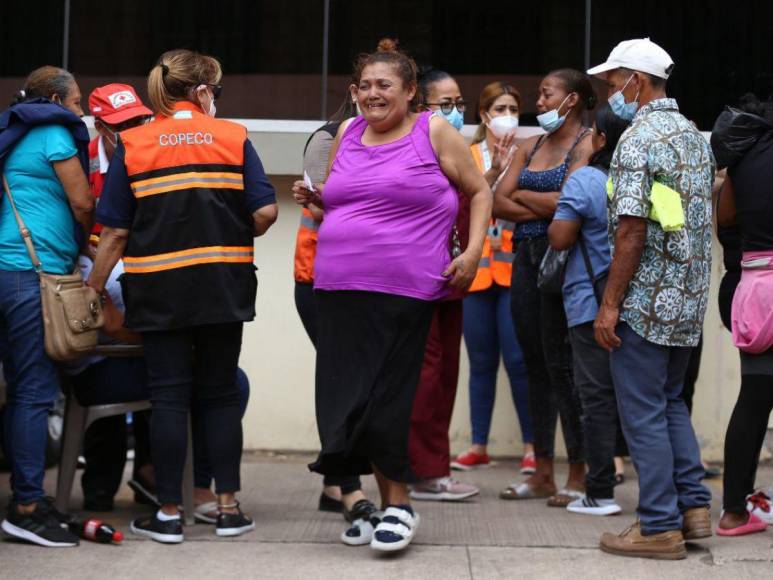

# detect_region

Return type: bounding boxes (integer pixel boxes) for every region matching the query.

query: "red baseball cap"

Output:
[89,84,153,125]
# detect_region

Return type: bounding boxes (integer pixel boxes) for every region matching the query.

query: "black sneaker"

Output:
[216,504,255,537]
[130,513,183,544]
[1,500,79,547]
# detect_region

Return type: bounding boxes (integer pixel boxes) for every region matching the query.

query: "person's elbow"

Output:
[70,195,95,215]
[253,203,278,236]
[547,221,575,251]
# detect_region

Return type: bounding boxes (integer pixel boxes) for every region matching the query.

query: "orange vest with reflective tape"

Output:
[294,207,319,283]
[119,101,256,331]
[469,142,515,292]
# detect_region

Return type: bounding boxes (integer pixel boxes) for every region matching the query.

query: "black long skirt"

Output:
[308,290,434,483]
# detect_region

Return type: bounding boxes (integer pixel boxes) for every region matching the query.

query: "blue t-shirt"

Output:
[554,166,611,328]
[97,139,276,229]
[0,125,79,274]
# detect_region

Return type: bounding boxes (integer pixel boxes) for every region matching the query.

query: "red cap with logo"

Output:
[89,84,153,125]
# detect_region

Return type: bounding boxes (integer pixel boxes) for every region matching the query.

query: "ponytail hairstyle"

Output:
[473,81,522,144]
[546,68,597,116]
[12,65,75,106]
[148,49,222,117]
[352,38,419,108]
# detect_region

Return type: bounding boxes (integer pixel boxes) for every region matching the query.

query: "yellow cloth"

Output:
[607,178,685,232]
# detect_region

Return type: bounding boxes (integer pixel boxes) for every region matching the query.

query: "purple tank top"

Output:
[314,111,459,301]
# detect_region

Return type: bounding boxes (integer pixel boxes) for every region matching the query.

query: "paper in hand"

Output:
[303,171,316,193]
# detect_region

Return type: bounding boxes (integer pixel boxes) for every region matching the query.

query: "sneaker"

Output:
[520,452,537,475]
[216,504,255,537]
[600,521,686,560]
[747,491,773,525]
[410,477,479,501]
[1,500,79,548]
[451,452,490,471]
[567,495,621,516]
[130,512,183,544]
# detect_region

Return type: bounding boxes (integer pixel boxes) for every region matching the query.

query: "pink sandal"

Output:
[716,512,768,537]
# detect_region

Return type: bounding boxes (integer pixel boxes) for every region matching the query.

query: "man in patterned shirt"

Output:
[588,39,715,560]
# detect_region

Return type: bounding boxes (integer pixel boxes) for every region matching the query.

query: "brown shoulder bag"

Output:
[2,175,103,361]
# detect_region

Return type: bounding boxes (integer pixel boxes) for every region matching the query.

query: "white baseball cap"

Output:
[587,38,674,80]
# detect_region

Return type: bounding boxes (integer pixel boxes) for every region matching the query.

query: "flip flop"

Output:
[499,482,554,500]
[547,489,585,507]
[716,513,768,537]
[194,501,219,524]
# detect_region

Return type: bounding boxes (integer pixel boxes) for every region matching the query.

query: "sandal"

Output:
[547,489,585,507]
[716,512,767,537]
[499,482,554,500]
[340,499,381,546]
[370,505,420,552]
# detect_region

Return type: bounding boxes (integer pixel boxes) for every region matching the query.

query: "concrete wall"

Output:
[230,120,748,462]
[75,118,749,461]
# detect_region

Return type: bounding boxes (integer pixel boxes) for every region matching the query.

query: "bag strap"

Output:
[2,174,43,272]
[577,235,602,305]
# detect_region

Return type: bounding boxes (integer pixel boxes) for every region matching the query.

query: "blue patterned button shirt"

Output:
[609,98,716,347]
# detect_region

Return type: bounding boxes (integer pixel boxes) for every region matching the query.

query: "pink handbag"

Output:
[732,250,773,353]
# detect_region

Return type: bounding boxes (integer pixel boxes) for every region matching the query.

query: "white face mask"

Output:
[487,114,519,138]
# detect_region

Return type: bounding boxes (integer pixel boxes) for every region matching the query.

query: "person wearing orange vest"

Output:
[293,93,365,517]
[87,84,152,242]
[88,49,277,544]
[451,82,535,475]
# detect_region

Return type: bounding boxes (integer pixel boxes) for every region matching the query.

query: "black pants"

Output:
[73,357,151,504]
[568,323,619,499]
[295,282,361,495]
[722,374,773,514]
[680,337,703,415]
[511,237,584,462]
[142,322,244,505]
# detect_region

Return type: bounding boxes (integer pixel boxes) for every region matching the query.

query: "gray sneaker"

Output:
[410,477,479,501]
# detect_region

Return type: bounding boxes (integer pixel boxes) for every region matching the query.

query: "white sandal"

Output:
[194,501,219,524]
[370,506,420,552]
[340,500,382,546]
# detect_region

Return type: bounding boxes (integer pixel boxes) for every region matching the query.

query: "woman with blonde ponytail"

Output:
[89,49,278,544]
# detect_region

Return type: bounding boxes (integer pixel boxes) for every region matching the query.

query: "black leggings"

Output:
[510,237,584,463]
[295,282,361,495]
[722,374,773,514]
[142,322,245,505]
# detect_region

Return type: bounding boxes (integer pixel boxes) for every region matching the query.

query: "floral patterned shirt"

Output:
[609,98,716,347]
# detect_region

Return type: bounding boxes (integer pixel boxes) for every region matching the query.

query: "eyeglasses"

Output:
[206,84,223,101]
[425,100,466,114]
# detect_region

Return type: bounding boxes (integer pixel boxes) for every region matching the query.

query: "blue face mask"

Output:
[608,74,639,120]
[438,106,464,131]
[536,94,572,134]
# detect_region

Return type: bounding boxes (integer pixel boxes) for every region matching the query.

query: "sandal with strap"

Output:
[499,482,554,500]
[370,505,420,552]
[340,499,381,546]
[547,489,585,508]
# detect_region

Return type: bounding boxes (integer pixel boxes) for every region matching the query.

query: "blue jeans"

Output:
[463,284,532,445]
[0,270,61,504]
[610,322,711,534]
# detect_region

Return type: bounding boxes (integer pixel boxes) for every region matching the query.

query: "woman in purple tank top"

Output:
[293,39,491,553]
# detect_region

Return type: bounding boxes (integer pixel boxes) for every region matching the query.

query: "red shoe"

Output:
[716,512,768,537]
[520,452,536,475]
[451,452,490,471]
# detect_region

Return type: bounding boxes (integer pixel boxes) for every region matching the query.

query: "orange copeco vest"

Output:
[294,207,319,283]
[469,141,515,292]
[119,101,256,331]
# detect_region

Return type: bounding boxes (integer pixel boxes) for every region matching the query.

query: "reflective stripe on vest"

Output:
[493,251,515,264]
[299,214,319,231]
[478,257,491,268]
[124,245,254,274]
[130,171,244,199]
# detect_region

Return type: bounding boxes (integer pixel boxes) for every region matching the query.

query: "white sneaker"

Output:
[567,495,621,516]
[746,491,773,525]
[410,477,479,501]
